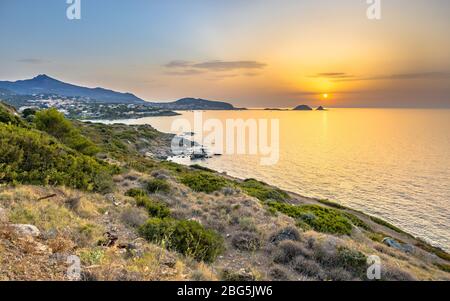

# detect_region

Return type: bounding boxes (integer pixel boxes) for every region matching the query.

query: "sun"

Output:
[322,93,329,99]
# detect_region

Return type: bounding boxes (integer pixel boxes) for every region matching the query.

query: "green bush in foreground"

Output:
[139,218,224,262]
[336,247,367,274]
[267,202,353,235]
[0,124,113,192]
[135,195,171,218]
[239,179,289,202]
[34,108,99,156]
[0,103,25,127]
[180,171,228,193]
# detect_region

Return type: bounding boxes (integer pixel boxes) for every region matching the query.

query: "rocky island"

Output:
[293,104,313,111]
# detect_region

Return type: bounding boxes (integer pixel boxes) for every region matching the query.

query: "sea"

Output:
[94,108,450,251]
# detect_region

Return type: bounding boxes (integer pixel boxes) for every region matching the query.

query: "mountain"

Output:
[293,104,313,111]
[0,74,146,104]
[153,98,236,110]
[0,75,238,110]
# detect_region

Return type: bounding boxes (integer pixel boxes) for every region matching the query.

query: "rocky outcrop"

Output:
[11,224,41,238]
[293,105,313,111]
[383,237,415,253]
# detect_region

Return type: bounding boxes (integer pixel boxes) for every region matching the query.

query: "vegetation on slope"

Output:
[239,179,290,202]
[267,202,354,235]
[1,101,449,281]
[180,171,230,193]
[139,218,224,263]
[0,103,114,192]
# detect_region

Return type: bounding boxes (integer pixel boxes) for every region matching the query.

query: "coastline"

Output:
[90,115,450,254]
[1,103,449,280]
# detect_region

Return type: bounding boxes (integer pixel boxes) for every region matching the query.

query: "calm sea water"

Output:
[99,109,450,251]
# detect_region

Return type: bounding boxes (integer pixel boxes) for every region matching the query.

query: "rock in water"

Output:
[12,224,41,237]
[293,105,313,111]
[316,106,326,111]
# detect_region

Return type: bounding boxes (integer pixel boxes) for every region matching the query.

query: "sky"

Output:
[0,0,450,108]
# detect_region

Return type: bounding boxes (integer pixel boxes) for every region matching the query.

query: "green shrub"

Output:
[125,188,147,198]
[139,218,224,262]
[434,263,450,273]
[146,179,171,194]
[239,179,289,202]
[414,240,450,261]
[21,108,37,118]
[180,171,228,193]
[135,195,170,218]
[317,199,347,209]
[0,124,113,191]
[342,213,371,231]
[0,103,25,127]
[267,202,353,235]
[34,108,99,156]
[79,248,105,265]
[336,247,367,274]
[369,215,405,234]
[189,164,215,172]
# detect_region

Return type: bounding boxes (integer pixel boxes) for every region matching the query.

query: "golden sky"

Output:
[1,0,449,107]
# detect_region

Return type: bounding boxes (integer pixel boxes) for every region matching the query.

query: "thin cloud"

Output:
[165,69,205,76]
[164,60,267,76]
[311,72,355,79]
[192,60,266,71]
[334,71,450,82]
[164,60,192,68]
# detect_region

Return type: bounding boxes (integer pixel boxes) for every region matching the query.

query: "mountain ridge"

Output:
[0,74,146,104]
[0,75,237,110]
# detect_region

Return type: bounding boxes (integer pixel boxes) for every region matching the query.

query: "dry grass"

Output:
[1,181,449,281]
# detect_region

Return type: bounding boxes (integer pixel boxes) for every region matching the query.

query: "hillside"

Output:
[153,98,236,110]
[0,75,238,112]
[0,75,145,104]
[1,102,449,281]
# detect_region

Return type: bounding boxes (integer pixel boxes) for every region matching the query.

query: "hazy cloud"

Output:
[164,60,267,76]
[192,60,266,71]
[334,71,450,82]
[165,69,205,76]
[164,60,192,68]
[311,72,355,79]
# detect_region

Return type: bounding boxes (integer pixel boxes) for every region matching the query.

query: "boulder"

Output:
[316,106,326,111]
[382,237,415,253]
[12,224,41,237]
[293,105,313,111]
[222,268,256,281]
